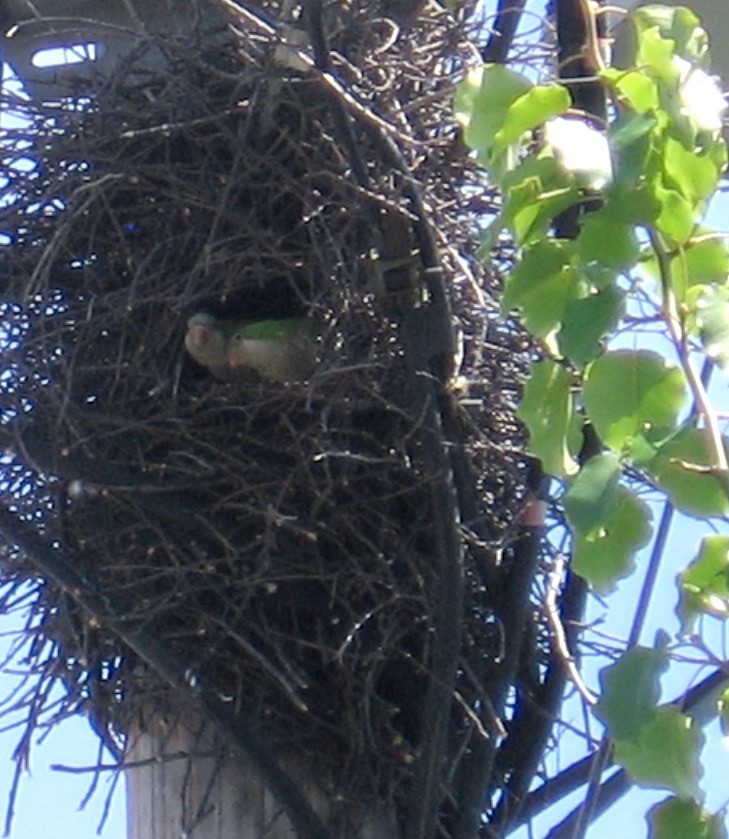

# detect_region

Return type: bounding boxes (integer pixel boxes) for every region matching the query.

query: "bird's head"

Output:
[185,313,218,351]
[184,312,229,373]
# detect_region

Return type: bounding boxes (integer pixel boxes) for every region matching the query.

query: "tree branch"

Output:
[481,0,527,64]
[451,464,545,839]
[0,505,333,839]
[492,568,587,834]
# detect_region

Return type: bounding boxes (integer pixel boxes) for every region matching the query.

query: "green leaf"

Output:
[503,241,583,339]
[517,359,579,477]
[558,286,625,366]
[648,797,727,839]
[664,137,721,206]
[706,134,728,176]
[668,9,709,65]
[609,112,658,187]
[691,284,729,368]
[495,84,570,150]
[603,67,659,113]
[575,213,640,270]
[605,179,662,225]
[511,187,579,247]
[650,428,729,517]
[667,239,729,305]
[635,23,679,81]
[564,452,622,534]
[683,235,729,287]
[628,430,663,468]
[501,156,579,246]
[582,263,621,290]
[633,5,709,67]
[583,350,687,450]
[454,64,532,160]
[572,485,653,594]
[595,645,667,741]
[614,707,703,799]
[654,184,695,244]
[678,535,729,630]
[504,240,568,302]
[611,110,658,149]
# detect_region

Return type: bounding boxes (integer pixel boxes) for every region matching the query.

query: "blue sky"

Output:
[0,664,125,839]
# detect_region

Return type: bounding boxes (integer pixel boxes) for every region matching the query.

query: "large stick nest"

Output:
[0,0,539,830]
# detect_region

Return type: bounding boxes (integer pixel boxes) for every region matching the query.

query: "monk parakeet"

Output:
[185,312,320,383]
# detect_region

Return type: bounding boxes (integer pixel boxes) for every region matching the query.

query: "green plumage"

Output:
[228,317,319,342]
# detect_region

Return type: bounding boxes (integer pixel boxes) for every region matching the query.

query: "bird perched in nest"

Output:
[184,312,321,383]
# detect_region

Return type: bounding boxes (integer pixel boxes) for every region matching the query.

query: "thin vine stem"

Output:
[649,228,729,495]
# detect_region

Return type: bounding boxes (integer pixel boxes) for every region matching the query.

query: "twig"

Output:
[216,0,432,148]
[545,556,596,705]
[0,505,333,839]
[51,749,215,773]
